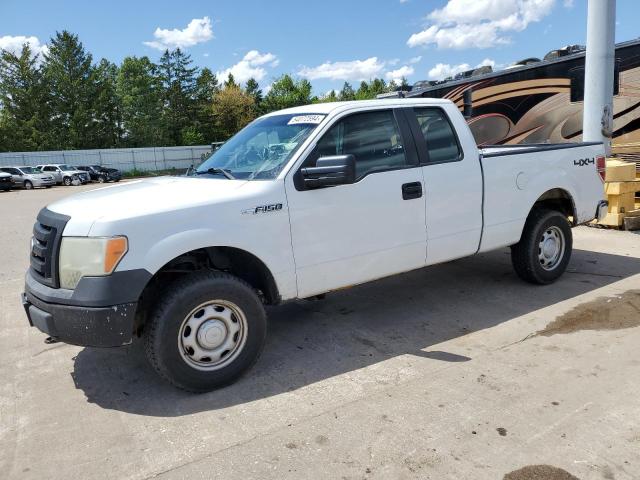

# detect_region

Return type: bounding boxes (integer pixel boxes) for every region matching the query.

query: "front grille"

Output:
[30,208,70,288]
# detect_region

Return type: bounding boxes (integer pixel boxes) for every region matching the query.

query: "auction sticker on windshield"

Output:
[287,115,325,125]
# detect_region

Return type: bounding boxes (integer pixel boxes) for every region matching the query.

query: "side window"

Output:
[44,166,54,172]
[414,108,461,164]
[316,110,407,179]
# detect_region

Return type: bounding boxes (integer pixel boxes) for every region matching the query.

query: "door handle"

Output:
[402,182,422,200]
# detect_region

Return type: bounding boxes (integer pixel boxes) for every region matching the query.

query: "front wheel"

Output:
[511,209,573,285]
[63,176,72,186]
[23,180,33,190]
[143,271,267,392]
[97,176,105,183]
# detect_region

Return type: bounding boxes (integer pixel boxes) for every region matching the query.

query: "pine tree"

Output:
[0,43,48,151]
[194,67,219,143]
[90,59,122,148]
[355,81,370,100]
[223,73,238,89]
[245,78,263,114]
[158,48,198,145]
[339,82,356,101]
[117,56,164,147]
[42,30,95,149]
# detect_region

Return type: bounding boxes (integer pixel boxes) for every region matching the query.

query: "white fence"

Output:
[0,145,212,173]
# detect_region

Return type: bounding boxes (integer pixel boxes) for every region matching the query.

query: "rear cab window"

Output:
[413,108,462,164]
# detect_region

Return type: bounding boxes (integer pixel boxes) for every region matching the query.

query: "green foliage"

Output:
[193,67,219,143]
[117,56,164,147]
[261,75,312,113]
[339,82,356,101]
[158,48,198,146]
[0,44,48,151]
[91,59,123,148]
[212,84,255,140]
[41,31,95,149]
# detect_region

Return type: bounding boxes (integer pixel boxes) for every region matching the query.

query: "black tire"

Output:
[143,271,267,392]
[511,209,573,285]
[23,180,33,190]
[97,176,105,183]
[63,176,72,186]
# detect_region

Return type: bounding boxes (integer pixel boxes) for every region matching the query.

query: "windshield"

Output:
[19,167,40,174]
[59,164,75,171]
[196,113,325,180]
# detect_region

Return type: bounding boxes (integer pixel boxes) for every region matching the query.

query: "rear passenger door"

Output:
[286,108,427,298]
[404,107,483,264]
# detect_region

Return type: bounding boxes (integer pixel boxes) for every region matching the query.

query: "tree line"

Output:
[0,31,408,153]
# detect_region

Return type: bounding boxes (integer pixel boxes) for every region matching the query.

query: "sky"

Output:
[0,0,638,95]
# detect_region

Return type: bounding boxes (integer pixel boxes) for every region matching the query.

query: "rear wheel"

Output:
[143,271,267,392]
[23,180,33,190]
[511,209,572,284]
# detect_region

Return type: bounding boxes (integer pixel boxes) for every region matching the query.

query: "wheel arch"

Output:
[529,188,577,226]
[134,246,281,335]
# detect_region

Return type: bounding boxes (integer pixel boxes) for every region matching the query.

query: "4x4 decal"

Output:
[574,158,595,167]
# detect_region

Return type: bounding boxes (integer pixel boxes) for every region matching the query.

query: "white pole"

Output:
[583,0,616,155]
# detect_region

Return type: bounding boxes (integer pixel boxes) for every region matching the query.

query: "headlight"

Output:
[59,236,128,289]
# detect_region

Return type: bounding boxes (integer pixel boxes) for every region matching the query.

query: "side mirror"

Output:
[301,154,356,189]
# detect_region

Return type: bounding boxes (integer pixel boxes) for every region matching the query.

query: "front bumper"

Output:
[23,291,137,347]
[23,268,152,347]
[33,178,56,187]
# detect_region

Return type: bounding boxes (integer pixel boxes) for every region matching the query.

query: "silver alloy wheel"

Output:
[178,300,248,371]
[538,226,565,271]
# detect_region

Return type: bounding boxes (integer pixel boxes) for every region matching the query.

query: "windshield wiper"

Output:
[195,167,235,180]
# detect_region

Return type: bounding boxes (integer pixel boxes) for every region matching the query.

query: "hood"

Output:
[47,176,253,234]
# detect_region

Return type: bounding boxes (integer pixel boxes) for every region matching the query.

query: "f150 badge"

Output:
[242,203,283,215]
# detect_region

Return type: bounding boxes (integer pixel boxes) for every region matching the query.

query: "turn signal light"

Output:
[104,237,128,273]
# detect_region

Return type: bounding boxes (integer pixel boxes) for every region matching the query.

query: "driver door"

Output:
[285,108,427,298]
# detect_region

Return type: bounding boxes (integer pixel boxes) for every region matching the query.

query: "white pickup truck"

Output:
[22,99,608,391]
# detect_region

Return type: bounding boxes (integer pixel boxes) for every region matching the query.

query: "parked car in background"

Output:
[39,164,90,186]
[0,171,13,191]
[77,165,122,183]
[0,166,55,189]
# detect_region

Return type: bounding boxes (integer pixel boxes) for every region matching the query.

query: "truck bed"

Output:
[477,141,605,253]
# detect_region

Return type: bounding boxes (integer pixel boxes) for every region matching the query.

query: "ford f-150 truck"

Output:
[22,99,608,392]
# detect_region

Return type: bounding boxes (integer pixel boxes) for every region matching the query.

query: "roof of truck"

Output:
[264,98,454,117]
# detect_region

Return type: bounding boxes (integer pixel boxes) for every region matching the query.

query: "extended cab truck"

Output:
[22,99,608,392]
